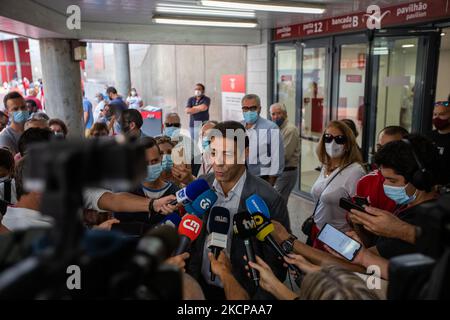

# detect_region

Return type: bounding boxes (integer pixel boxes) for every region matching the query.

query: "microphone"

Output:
[169,179,210,206]
[251,212,302,275]
[207,207,230,281]
[158,212,182,229]
[245,194,270,218]
[110,225,180,297]
[185,189,218,218]
[233,211,259,287]
[173,214,203,256]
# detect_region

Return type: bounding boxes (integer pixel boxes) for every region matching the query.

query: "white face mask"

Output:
[131,91,137,97]
[325,141,345,159]
[194,90,202,97]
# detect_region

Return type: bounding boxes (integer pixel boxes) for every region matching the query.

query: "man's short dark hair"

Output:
[140,136,160,153]
[196,83,205,91]
[48,118,68,136]
[212,121,249,149]
[122,109,143,129]
[0,111,8,119]
[374,134,439,190]
[0,148,14,173]
[380,126,409,138]
[106,87,117,95]
[15,157,29,200]
[3,91,24,109]
[18,128,52,156]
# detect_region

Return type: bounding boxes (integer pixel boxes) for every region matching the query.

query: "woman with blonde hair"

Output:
[306,120,365,250]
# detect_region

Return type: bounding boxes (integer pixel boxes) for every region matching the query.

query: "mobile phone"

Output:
[317,224,362,261]
[339,197,367,213]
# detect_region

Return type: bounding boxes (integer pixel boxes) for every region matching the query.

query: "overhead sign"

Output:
[274,0,450,41]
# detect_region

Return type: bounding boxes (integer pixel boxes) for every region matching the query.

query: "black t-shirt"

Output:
[376,200,437,259]
[427,130,450,186]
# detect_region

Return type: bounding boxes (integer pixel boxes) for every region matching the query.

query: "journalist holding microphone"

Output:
[186,121,291,300]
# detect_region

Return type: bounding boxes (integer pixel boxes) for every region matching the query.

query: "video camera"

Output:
[388,191,450,299]
[0,137,182,299]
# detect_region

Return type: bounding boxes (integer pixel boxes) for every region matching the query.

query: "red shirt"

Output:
[356,170,397,214]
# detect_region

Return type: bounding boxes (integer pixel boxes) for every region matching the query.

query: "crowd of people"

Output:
[0,82,449,300]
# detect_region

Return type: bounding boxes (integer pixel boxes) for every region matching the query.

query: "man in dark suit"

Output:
[187,121,291,300]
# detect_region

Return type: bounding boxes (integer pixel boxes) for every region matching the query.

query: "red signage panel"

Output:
[274,0,450,41]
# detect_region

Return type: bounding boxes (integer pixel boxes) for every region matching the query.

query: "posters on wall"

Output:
[221,75,246,122]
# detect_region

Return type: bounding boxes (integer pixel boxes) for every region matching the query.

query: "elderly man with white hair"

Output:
[270,102,300,202]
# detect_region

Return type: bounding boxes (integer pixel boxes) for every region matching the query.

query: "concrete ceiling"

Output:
[0,0,425,45]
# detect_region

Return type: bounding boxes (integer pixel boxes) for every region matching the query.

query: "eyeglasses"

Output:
[165,123,181,128]
[435,101,449,107]
[323,133,347,145]
[242,106,258,112]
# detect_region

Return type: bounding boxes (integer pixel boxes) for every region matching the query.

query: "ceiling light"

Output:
[156,3,255,18]
[201,0,325,14]
[441,32,446,36]
[152,15,258,28]
[402,44,415,48]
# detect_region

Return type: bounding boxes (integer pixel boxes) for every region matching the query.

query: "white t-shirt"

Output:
[126,96,142,109]
[83,188,110,212]
[2,206,53,231]
[311,162,366,232]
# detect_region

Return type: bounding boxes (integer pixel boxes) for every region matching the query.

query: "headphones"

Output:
[402,139,434,191]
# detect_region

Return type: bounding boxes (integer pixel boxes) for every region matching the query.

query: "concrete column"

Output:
[13,38,22,81]
[113,43,131,97]
[39,39,83,137]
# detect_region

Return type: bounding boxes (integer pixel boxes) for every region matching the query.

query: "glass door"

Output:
[332,35,369,149]
[299,39,331,194]
[274,44,298,122]
[368,30,441,154]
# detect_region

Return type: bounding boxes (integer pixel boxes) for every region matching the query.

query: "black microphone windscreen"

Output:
[141,225,179,259]
[233,211,257,239]
[208,206,230,234]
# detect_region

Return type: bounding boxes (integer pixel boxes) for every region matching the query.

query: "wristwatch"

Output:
[281,234,298,254]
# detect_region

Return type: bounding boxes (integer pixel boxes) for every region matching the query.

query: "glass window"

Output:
[374,37,418,136]
[337,43,368,146]
[436,28,450,102]
[300,46,329,193]
[274,45,297,121]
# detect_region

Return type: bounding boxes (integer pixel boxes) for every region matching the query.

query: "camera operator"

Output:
[187,121,290,300]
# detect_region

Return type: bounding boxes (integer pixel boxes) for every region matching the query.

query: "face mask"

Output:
[383,184,417,205]
[13,111,30,124]
[325,141,345,159]
[131,91,137,97]
[164,126,180,139]
[201,137,210,152]
[145,163,163,182]
[54,132,65,138]
[243,111,259,124]
[161,154,173,172]
[194,90,202,97]
[433,117,450,131]
[274,118,285,127]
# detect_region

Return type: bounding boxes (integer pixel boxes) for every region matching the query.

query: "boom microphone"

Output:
[169,179,210,206]
[233,211,259,286]
[207,207,230,281]
[173,214,203,256]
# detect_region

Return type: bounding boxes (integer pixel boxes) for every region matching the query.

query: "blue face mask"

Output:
[243,111,259,124]
[13,111,30,124]
[164,127,180,139]
[145,163,163,182]
[161,154,173,172]
[274,118,285,127]
[201,137,210,152]
[383,184,417,205]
